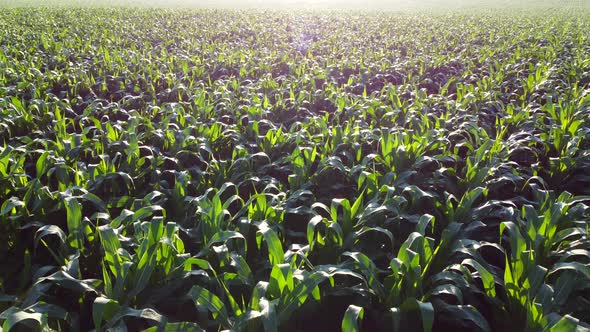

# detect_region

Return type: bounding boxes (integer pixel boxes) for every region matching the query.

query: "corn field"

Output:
[0,4,589,332]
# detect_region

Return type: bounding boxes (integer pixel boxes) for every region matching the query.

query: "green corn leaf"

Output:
[230,253,253,284]
[548,262,590,279]
[250,281,269,311]
[64,196,83,249]
[207,231,246,253]
[188,285,231,329]
[461,259,496,297]
[93,297,120,330]
[351,192,365,219]
[109,306,166,327]
[278,271,326,321]
[342,304,364,332]
[129,245,158,298]
[433,304,491,332]
[0,197,25,217]
[0,308,46,331]
[549,315,582,332]
[307,215,324,250]
[257,222,284,266]
[500,222,526,261]
[269,263,294,298]
[142,321,205,332]
[391,298,434,332]
[34,225,66,250]
[416,214,434,235]
[343,251,385,298]
[259,297,278,332]
[35,151,50,177]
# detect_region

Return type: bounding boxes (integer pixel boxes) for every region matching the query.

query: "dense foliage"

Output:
[1,7,589,331]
